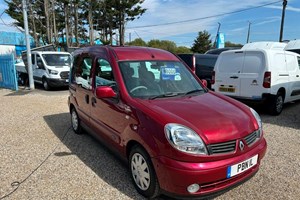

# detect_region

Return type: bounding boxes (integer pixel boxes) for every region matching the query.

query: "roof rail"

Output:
[242,41,287,50]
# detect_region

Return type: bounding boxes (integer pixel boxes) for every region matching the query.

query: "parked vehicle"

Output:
[285,39,300,54]
[68,46,267,199]
[205,47,241,55]
[212,42,300,115]
[177,53,218,89]
[22,51,71,90]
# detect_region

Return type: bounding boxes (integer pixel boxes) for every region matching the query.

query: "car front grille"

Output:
[60,71,69,79]
[244,131,259,146]
[208,140,236,155]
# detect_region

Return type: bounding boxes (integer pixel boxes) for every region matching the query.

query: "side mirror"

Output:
[201,79,208,87]
[95,86,117,99]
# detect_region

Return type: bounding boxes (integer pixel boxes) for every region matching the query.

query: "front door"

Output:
[90,58,131,151]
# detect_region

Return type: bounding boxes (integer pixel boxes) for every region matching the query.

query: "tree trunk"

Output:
[88,0,94,45]
[29,3,39,47]
[44,0,51,44]
[74,2,79,46]
[64,2,69,48]
[51,0,58,46]
[119,12,125,46]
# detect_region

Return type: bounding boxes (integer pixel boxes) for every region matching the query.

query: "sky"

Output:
[0,0,299,47]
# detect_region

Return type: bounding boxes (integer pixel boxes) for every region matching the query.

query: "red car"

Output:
[68,46,267,199]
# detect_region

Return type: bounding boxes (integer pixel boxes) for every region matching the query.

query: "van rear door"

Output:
[214,51,244,96]
[239,51,266,99]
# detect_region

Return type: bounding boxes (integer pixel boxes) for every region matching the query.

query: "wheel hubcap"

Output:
[71,111,78,131]
[131,153,150,191]
[276,96,283,112]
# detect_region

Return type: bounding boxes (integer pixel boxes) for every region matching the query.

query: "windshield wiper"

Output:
[149,92,184,100]
[184,89,205,95]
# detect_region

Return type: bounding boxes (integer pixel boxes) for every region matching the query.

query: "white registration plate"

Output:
[227,155,258,178]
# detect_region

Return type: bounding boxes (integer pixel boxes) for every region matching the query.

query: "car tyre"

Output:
[71,108,82,134]
[42,78,51,90]
[268,92,284,115]
[129,145,160,199]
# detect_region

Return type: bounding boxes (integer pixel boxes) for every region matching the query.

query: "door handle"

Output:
[91,97,97,107]
[230,76,239,79]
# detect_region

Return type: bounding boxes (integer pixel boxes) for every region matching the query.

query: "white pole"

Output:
[22,0,34,89]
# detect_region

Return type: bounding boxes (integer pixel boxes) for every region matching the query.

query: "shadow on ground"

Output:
[43,112,146,199]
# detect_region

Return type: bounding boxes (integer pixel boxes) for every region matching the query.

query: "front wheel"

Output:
[42,78,51,90]
[268,92,284,115]
[129,145,160,199]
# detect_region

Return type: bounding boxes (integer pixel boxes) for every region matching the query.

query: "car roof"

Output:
[73,45,179,61]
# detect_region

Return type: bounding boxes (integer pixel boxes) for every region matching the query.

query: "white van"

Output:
[212,45,300,115]
[23,51,71,90]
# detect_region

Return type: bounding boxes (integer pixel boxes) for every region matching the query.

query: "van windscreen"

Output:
[42,54,71,67]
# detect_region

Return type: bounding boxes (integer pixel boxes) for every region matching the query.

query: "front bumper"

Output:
[47,78,69,87]
[152,138,267,198]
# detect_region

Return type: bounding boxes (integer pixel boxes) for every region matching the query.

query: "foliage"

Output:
[127,38,147,46]
[225,41,243,47]
[4,0,146,47]
[126,38,191,54]
[191,30,212,53]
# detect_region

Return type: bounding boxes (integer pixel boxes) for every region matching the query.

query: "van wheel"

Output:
[129,145,160,199]
[268,93,284,115]
[42,78,50,90]
[71,108,82,134]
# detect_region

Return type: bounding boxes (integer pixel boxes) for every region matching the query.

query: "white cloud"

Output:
[126,0,284,43]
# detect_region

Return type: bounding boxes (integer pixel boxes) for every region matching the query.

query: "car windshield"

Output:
[42,54,71,67]
[119,61,205,99]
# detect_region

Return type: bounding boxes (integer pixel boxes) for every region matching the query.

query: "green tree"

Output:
[225,41,243,47]
[113,0,146,45]
[148,39,177,53]
[191,30,212,53]
[127,38,147,46]
[175,46,192,54]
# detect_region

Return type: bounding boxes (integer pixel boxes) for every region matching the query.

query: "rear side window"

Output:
[218,52,244,73]
[242,52,265,73]
[298,57,300,69]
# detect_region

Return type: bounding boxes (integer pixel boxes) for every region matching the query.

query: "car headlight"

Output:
[48,69,59,75]
[165,123,208,155]
[250,108,262,138]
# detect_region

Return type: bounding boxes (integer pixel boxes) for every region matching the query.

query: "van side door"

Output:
[286,54,300,101]
[34,54,47,82]
[240,51,266,99]
[69,54,93,124]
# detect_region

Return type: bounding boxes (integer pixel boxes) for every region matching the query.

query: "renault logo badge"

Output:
[239,141,245,151]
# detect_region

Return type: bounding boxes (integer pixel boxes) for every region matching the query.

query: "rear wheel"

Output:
[268,92,284,115]
[71,108,82,134]
[129,145,160,199]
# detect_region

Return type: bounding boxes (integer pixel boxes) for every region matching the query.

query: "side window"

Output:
[94,58,115,87]
[36,55,45,69]
[297,57,300,69]
[72,56,92,90]
[31,54,35,65]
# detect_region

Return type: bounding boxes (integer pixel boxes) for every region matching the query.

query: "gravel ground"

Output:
[0,87,299,200]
